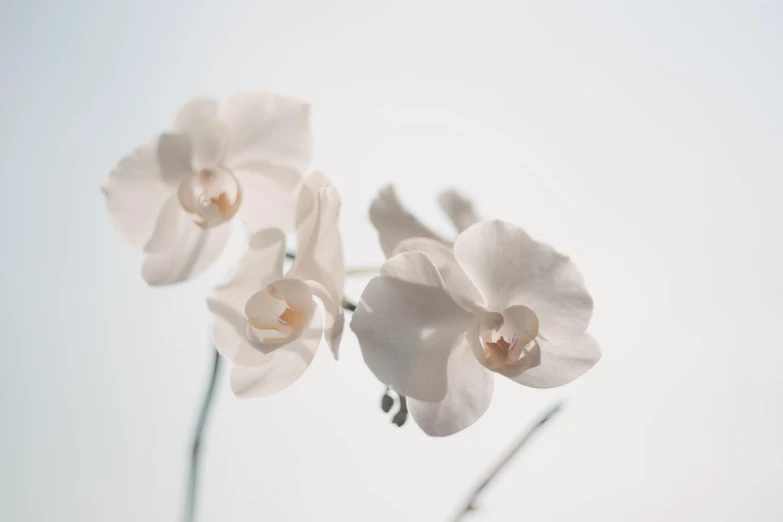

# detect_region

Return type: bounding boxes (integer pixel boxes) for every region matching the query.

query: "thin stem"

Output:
[451,402,564,521]
[183,291,358,522]
[183,347,222,522]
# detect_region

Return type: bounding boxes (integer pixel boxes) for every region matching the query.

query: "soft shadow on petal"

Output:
[140,206,230,285]
[172,98,227,171]
[290,175,345,306]
[101,134,185,250]
[221,92,312,196]
[394,237,484,314]
[510,333,601,388]
[308,280,344,360]
[351,251,473,402]
[409,337,494,437]
[369,185,448,258]
[454,220,593,345]
[229,311,323,398]
[208,229,287,360]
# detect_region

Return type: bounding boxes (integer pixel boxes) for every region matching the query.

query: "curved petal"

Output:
[408,337,494,437]
[229,310,323,398]
[453,220,593,345]
[511,333,601,388]
[288,173,345,358]
[290,175,345,302]
[101,134,191,250]
[221,92,311,230]
[438,189,479,233]
[207,229,287,362]
[309,280,345,360]
[173,98,227,171]
[140,201,230,285]
[394,237,485,314]
[350,251,473,402]
[369,185,448,258]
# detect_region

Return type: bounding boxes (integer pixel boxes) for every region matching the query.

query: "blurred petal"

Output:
[140,203,230,285]
[221,92,312,231]
[394,237,485,314]
[229,311,323,398]
[438,189,479,233]
[511,333,601,388]
[454,220,593,345]
[101,134,190,250]
[351,251,473,402]
[409,338,494,436]
[207,229,287,362]
[369,185,447,258]
[173,98,227,171]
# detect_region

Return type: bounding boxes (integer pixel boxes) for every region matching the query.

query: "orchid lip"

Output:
[177,167,242,228]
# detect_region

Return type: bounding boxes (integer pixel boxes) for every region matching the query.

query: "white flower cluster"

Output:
[103,92,600,436]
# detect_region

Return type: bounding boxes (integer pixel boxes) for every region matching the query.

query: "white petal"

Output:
[409,337,494,437]
[229,311,323,398]
[369,185,448,258]
[288,173,345,357]
[207,229,287,362]
[453,220,593,345]
[511,333,601,388]
[173,98,227,171]
[220,92,312,231]
[350,251,473,402]
[393,237,485,314]
[101,134,191,250]
[140,202,230,285]
[232,173,298,232]
[438,189,479,233]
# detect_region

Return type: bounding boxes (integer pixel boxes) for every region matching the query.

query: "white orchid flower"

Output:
[351,220,600,436]
[207,172,345,398]
[369,185,478,259]
[102,92,312,285]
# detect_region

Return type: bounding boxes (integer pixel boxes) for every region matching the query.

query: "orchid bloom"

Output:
[369,185,478,258]
[208,172,345,397]
[351,220,600,436]
[102,92,312,285]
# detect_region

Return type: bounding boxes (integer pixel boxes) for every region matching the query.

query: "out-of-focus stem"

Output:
[451,402,564,521]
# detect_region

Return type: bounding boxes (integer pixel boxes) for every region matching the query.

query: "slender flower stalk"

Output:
[451,402,564,521]
[183,292,361,522]
[183,347,222,522]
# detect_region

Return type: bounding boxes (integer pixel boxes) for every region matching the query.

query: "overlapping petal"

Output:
[101,134,191,250]
[141,203,231,285]
[289,172,345,358]
[207,229,287,362]
[453,220,593,345]
[393,237,485,314]
[510,333,601,388]
[408,338,494,437]
[222,92,313,232]
[351,251,473,402]
[173,98,227,171]
[229,311,324,398]
[369,186,447,258]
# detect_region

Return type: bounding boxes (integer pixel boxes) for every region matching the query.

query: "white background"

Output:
[2,1,782,521]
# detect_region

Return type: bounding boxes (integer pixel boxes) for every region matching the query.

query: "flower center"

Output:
[475,305,541,376]
[177,167,242,228]
[242,280,315,351]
